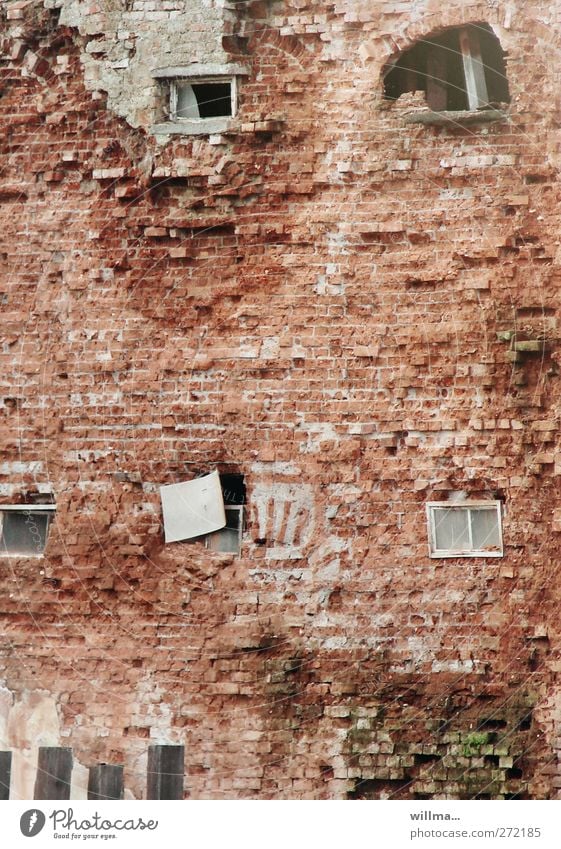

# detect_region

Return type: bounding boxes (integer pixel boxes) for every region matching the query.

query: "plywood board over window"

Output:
[160,470,245,554]
[160,470,226,543]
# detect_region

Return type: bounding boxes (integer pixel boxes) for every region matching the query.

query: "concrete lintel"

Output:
[152,118,233,136]
[404,109,508,127]
[151,64,250,79]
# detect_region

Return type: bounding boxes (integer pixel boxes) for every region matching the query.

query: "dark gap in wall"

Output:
[507,767,524,779]
[347,776,412,799]
[220,474,246,505]
[414,753,440,765]
[477,718,507,730]
[383,23,510,110]
[517,711,533,731]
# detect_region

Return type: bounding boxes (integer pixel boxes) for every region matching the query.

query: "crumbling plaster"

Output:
[0,685,89,798]
[44,0,232,127]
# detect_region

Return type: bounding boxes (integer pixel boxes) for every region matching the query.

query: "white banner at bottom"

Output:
[4,800,561,849]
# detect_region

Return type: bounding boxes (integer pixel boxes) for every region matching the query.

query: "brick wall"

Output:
[1,0,561,798]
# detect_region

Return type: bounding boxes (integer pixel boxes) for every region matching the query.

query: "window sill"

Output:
[429,550,503,559]
[152,118,233,136]
[404,109,508,127]
[0,552,47,558]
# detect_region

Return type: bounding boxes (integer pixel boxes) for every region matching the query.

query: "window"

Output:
[206,474,245,554]
[171,78,234,121]
[0,505,55,556]
[206,505,244,553]
[426,501,503,558]
[151,64,249,135]
[160,470,245,554]
[384,23,510,112]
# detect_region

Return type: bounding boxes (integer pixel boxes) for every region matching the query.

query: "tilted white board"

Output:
[160,470,226,543]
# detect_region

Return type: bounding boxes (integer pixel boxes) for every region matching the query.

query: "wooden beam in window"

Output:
[459,27,489,110]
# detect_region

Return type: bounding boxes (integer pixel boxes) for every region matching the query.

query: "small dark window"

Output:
[0,508,54,556]
[384,23,510,111]
[191,83,232,118]
[219,474,246,505]
[172,79,234,121]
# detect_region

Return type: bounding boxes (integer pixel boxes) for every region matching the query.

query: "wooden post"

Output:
[34,747,73,800]
[88,764,124,800]
[0,751,11,800]
[147,745,184,800]
[459,28,489,109]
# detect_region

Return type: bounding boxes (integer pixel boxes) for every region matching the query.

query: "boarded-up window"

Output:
[160,471,244,554]
[160,471,226,543]
[426,501,503,558]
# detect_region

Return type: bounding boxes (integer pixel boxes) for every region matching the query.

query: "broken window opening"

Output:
[160,470,245,555]
[205,474,245,554]
[384,23,510,112]
[219,473,246,505]
[151,64,249,136]
[426,501,503,558]
[173,80,233,120]
[0,505,55,557]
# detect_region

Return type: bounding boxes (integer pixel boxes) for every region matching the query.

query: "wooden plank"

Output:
[0,751,11,800]
[147,745,184,800]
[459,28,489,110]
[88,764,124,800]
[34,747,73,800]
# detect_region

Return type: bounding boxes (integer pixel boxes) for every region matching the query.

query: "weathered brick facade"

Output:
[1,0,561,798]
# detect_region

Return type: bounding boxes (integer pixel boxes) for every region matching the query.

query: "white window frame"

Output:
[151,63,249,136]
[0,504,56,557]
[426,501,503,558]
[170,76,237,123]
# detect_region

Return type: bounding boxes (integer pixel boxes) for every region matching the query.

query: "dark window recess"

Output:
[176,82,232,119]
[194,83,231,117]
[384,23,510,111]
[220,474,246,505]
[0,510,52,556]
